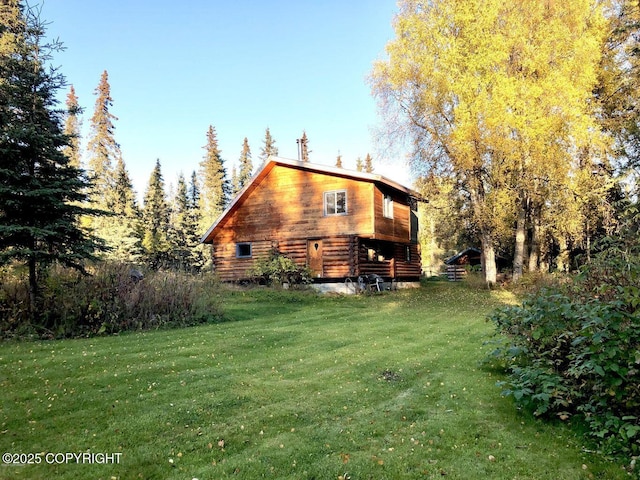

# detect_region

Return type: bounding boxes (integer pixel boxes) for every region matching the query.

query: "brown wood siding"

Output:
[212,237,421,282]
[357,240,421,279]
[373,186,411,243]
[212,236,356,282]
[206,162,422,282]
[393,243,422,278]
[211,240,274,281]
[211,165,374,245]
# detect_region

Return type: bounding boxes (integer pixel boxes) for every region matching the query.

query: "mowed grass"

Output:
[0,282,630,479]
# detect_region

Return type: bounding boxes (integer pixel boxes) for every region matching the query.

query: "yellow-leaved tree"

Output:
[371,0,609,285]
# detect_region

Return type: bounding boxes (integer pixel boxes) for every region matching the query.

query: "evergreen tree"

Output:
[62,85,81,168]
[86,70,119,208]
[259,127,278,165]
[355,157,364,172]
[199,125,230,228]
[168,173,189,269]
[230,165,239,196]
[142,159,170,268]
[187,170,204,269]
[237,137,253,191]
[0,1,103,313]
[98,157,141,262]
[300,130,310,162]
[111,157,138,217]
[188,171,201,214]
[364,153,374,173]
[336,154,343,168]
[168,172,202,271]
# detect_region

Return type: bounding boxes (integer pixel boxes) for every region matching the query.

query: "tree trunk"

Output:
[556,236,569,273]
[512,200,527,282]
[480,231,497,287]
[528,207,541,272]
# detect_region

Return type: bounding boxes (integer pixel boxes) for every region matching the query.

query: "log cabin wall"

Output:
[206,161,422,282]
[357,239,422,279]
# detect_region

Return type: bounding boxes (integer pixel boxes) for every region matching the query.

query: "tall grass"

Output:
[0,262,223,338]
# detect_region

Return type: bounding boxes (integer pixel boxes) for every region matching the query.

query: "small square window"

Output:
[383,194,394,219]
[236,243,252,258]
[324,190,347,215]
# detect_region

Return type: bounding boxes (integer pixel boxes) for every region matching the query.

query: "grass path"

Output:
[0,282,629,479]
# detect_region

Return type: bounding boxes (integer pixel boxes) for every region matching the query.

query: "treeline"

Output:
[66,74,377,272]
[67,70,281,272]
[374,0,640,285]
[0,2,379,329]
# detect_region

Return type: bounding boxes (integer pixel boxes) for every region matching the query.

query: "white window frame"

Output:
[324,190,347,216]
[383,193,394,219]
[236,242,252,258]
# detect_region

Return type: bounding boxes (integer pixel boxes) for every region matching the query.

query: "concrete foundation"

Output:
[310,280,421,295]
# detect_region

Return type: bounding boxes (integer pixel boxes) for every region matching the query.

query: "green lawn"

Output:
[0,282,630,479]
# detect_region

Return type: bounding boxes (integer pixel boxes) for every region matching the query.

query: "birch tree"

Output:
[371,0,608,285]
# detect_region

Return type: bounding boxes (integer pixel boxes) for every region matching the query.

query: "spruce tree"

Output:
[168,172,202,271]
[86,70,119,208]
[355,157,364,172]
[187,171,204,269]
[259,127,278,166]
[62,85,82,168]
[168,172,190,269]
[237,137,253,191]
[0,1,103,313]
[230,165,239,196]
[300,130,310,162]
[101,157,141,262]
[364,153,374,173]
[112,157,138,217]
[336,154,343,168]
[142,159,170,268]
[199,125,230,228]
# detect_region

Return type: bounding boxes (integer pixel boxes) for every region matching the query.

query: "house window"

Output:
[383,194,394,219]
[324,190,347,216]
[406,245,411,263]
[236,243,252,258]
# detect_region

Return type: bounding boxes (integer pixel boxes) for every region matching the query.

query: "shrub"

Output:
[0,262,224,338]
[248,247,313,287]
[488,244,640,461]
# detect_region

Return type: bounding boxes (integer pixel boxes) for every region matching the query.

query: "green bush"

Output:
[488,244,640,461]
[248,247,313,287]
[0,262,224,338]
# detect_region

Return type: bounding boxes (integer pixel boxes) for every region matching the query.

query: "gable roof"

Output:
[201,156,421,244]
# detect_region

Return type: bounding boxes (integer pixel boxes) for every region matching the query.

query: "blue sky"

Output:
[43,1,411,198]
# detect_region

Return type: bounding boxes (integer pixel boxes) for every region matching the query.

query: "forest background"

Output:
[2,0,640,310]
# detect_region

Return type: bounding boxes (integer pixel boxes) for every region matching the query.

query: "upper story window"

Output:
[383,194,394,219]
[324,190,347,216]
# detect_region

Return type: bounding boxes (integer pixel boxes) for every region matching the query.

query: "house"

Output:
[444,247,481,281]
[444,248,482,267]
[201,156,423,287]
[443,247,510,281]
